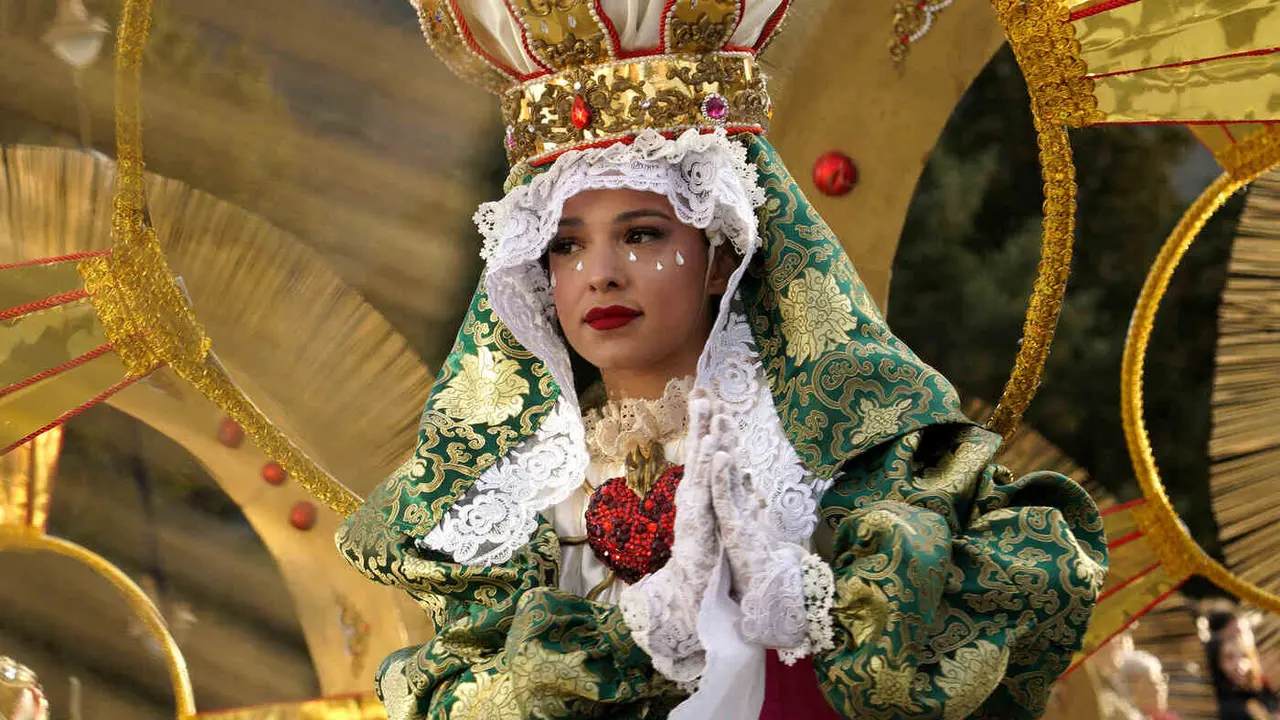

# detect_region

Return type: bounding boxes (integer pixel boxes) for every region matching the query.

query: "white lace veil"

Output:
[419,128,829,566]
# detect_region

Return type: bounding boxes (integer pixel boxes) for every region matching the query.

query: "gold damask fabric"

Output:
[816,425,1107,719]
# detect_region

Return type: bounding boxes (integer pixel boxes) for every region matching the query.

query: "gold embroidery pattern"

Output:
[432,347,531,426]
[777,266,859,363]
[937,640,1010,720]
[448,670,520,719]
[815,426,1106,718]
[500,53,770,167]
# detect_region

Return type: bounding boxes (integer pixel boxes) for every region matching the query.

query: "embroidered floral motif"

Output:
[777,266,858,363]
[936,640,1010,720]
[432,347,530,426]
[849,397,913,447]
[448,668,521,719]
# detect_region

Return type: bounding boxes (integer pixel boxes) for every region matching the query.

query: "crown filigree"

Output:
[410,0,791,167]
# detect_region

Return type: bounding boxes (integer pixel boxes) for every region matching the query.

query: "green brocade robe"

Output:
[340,422,1105,719]
[336,135,1107,719]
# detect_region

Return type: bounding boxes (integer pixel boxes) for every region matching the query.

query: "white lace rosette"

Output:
[420,128,834,700]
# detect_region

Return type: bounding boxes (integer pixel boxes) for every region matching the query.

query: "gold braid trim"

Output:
[1122,137,1280,609]
[0,529,196,719]
[1220,125,1280,182]
[985,0,1102,438]
[110,0,361,517]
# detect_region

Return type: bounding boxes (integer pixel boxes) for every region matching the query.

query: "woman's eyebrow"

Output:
[558,217,583,227]
[614,209,671,223]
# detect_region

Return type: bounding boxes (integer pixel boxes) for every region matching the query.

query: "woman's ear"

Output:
[706,244,739,295]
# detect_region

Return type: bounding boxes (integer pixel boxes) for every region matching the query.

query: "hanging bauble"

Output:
[289,501,317,531]
[812,151,858,196]
[261,461,287,486]
[216,418,244,448]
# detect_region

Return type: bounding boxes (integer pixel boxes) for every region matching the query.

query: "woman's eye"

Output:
[625,227,664,244]
[548,237,581,255]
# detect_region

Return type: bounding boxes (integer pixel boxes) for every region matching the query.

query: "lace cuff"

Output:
[619,572,706,684]
[775,553,836,666]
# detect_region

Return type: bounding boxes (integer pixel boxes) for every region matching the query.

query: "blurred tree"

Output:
[889,46,1245,556]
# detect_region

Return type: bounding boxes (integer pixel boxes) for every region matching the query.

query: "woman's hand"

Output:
[619,389,731,682]
[708,411,833,658]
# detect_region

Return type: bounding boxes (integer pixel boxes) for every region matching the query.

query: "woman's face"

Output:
[1220,620,1264,690]
[547,189,733,391]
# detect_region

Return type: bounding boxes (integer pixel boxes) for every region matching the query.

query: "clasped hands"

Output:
[621,388,812,679]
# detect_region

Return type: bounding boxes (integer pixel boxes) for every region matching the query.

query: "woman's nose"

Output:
[583,244,627,291]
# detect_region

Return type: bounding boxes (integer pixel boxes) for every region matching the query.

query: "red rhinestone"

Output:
[571,95,591,130]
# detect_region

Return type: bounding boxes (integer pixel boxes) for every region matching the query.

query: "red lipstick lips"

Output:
[584,305,641,331]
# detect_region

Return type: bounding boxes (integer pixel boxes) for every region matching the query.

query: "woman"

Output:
[1203,609,1280,719]
[337,3,1107,718]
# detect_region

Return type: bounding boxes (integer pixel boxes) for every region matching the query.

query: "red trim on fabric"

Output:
[1098,561,1162,602]
[594,0,624,58]
[1069,0,1141,22]
[529,126,765,166]
[0,250,111,271]
[447,0,537,81]
[504,0,554,73]
[754,0,792,52]
[1107,529,1143,550]
[1102,497,1147,515]
[0,290,89,322]
[1089,46,1280,79]
[0,343,118,401]
[1,369,157,456]
[659,0,679,53]
[1062,579,1186,677]
[1092,119,1280,127]
[1222,123,1239,143]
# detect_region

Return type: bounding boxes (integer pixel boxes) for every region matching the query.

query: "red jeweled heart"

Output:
[585,465,684,584]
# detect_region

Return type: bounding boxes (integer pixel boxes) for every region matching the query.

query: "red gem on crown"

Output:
[585,465,683,584]
[571,95,592,130]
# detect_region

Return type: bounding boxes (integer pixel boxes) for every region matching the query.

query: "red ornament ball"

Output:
[289,501,318,531]
[812,151,858,196]
[217,418,244,448]
[261,462,287,486]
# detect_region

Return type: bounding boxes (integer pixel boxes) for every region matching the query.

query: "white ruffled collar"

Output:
[583,376,693,468]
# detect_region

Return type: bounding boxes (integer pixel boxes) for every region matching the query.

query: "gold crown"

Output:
[410,0,790,167]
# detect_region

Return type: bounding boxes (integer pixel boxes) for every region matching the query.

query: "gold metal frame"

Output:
[0,528,196,718]
[1121,126,1280,610]
[108,0,359,518]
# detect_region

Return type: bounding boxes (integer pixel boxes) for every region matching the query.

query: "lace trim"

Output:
[584,376,693,467]
[418,399,588,565]
[776,554,837,666]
